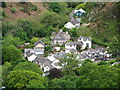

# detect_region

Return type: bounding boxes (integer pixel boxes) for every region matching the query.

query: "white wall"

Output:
[47,54,56,62]
[44,66,50,72]
[64,22,75,29]
[28,54,37,62]
[78,39,91,49]
[65,44,76,50]
[34,51,44,55]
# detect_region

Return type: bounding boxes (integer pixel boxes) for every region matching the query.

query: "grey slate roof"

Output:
[66,41,83,45]
[33,57,47,64]
[78,36,91,41]
[43,60,53,69]
[26,50,34,57]
[34,40,45,47]
[24,49,33,54]
[70,18,79,25]
[53,30,70,40]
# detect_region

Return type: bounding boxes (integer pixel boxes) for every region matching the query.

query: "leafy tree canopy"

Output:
[13,62,43,75]
[5,70,47,88]
[2,45,23,63]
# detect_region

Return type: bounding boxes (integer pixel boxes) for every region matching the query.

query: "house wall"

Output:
[78,39,91,49]
[64,22,75,29]
[34,51,44,55]
[34,44,44,49]
[47,54,56,62]
[28,54,37,62]
[65,44,76,50]
[44,66,50,72]
[51,59,62,69]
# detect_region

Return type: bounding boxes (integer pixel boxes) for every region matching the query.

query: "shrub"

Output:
[109,60,117,64]
[76,3,86,9]
[97,61,108,66]
[2,2,7,8]
[19,7,24,11]
[31,5,37,11]
[11,7,17,13]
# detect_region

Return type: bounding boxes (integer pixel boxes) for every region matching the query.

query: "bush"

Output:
[109,60,117,64]
[11,7,17,13]
[31,5,37,11]
[76,3,86,9]
[97,61,108,66]
[2,2,7,8]
[19,7,24,11]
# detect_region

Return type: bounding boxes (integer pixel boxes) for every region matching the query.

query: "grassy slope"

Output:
[3,2,47,22]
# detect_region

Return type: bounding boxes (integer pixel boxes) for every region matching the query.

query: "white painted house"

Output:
[25,50,37,62]
[74,8,86,15]
[64,18,80,29]
[78,36,92,49]
[34,41,45,55]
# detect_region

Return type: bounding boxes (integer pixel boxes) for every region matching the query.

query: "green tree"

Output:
[97,61,108,66]
[108,37,120,57]
[13,62,43,75]
[44,45,52,56]
[48,68,62,79]
[3,35,23,47]
[49,76,78,88]
[15,27,28,41]
[67,2,82,8]
[48,2,61,13]
[2,45,23,63]
[2,2,7,8]
[76,64,119,88]
[34,25,47,37]
[11,59,28,66]
[5,70,47,88]
[2,22,16,37]
[69,27,79,38]
[19,20,33,39]
[76,3,86,9]
[40,11,68,28]
[26,80,47,88]
[83,59,93,65]
[30,37,39,44]
[59,52,80,75]
[2,62,12,83]
[47,26,55,36]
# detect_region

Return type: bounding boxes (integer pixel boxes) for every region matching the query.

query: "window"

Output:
[86,43,89,47]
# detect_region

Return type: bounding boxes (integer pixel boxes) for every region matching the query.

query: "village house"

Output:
[51,30,70,46]
[24,40,45,61]
[64,18,80,29]
[65,41,83,50]
[78,36,92,49]
[24,50,37,62]
[65,8,86,29]
[65,36,91,51]
[34,40,45,55]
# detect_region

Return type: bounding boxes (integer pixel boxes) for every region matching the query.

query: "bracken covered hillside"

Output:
[82,2,119,45]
